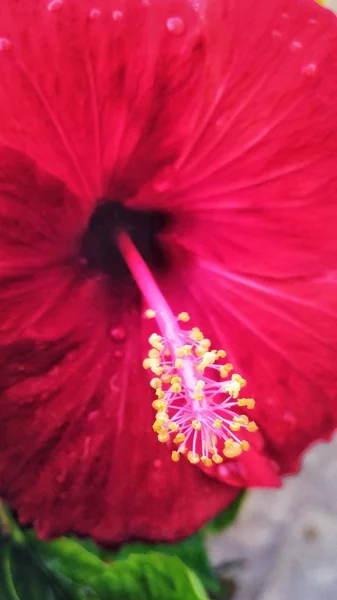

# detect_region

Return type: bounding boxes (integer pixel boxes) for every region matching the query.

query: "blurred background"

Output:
[207,436,337,600]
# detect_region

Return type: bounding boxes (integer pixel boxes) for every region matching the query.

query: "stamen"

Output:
[116,232,258,467]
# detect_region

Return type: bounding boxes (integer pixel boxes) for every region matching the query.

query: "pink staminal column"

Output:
[117,231,258,466]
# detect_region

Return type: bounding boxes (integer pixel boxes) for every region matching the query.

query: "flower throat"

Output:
[80,200,171,279]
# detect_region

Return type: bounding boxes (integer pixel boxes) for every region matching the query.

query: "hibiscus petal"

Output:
[0,151,238,541]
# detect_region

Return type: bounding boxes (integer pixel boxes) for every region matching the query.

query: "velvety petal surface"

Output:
[152,0,337,476]
[0,0,337,543]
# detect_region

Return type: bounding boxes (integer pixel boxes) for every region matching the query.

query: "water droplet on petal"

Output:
[284,411,296,427]
[47,0,63,12]
[114,349,124,358]
[166,16,186,36]
[153,459,162,468]
[281,12,290,19]
[302,62,317,77]
[87,410,99,421]
[152,166,175,192]
[112,10,124,21]
[89,8,102,19]
[289,40,303,52]
[0,37,11,51]
[271,29,282,40]
[308,18,318,27]
[110,326,127,342]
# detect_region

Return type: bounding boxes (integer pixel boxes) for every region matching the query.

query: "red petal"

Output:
[0,0,205,200]
[0,149,238,541]
[148,0,337,478]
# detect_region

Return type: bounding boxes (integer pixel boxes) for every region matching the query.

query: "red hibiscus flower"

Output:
[0,0,337,544]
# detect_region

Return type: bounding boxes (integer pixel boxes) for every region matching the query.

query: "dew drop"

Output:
[152,166,174,192]
[302,62,317,77]
[87,410,99,421]
[153,459,163,468]
[112,10,124,21]
[308,18,318,27]
[284,411,296,427]
[289,40,303,52]
[0,37,11,51]
[47,0,64,12]
[166,16,186,36]
[89,8,102,19]
[271,29,282,40]
[281,12,290,19]
[110,326,127,343]
[114,349,124,358]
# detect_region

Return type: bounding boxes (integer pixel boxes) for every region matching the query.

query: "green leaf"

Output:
[0,538,83,600]
[116,532,219,592]
[31,534,209,600]
[203,492,246,535]
[90,552,209,600]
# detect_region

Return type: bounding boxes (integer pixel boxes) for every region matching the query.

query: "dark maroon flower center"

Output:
[80,200,171,279]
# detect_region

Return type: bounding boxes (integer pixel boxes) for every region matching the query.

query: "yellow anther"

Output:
[192,420,202,431]
[169,422,180,432]
[161,374,172,384]
[241,440,250,451]
[225,438,234,447]
[152,367,163,376]
[200,351,217,367]
[145,309,156,319]
[171,450,180,462]
[155,389,165,399]
[195,346,208,358]
[148,348,160,359]
[232,374,247,387]
[190,327,204,341]
[187,451,200,464]
[175,348,184,357]
[220,363,233,377]
[223,442,242,458]
[153,420,165,433]
[153,418,167,432]
[233,415,249,426]
[212,454,223,464]
[247,421,258,432]
[201,456,213,467]
[173,433,185,444]
[149,333,162,345]
[199,338,211,349]
[193,393,204,401]
[238,397,255,409]
[179,446,187,455]
[213,419,222,429]
[171,383,182,393]
[148,358,160,370]
[225,381,241,398]
[158,432,169,443]
[195,380,205,391]
[182,345,193,355]
[175,358,184,368]
[143,358,151,369]
[229,422,241,432]
[156,411,168,422]
[217,349,227,359]
[150,377,162,390]
[178,312,190,322]
[171,375,181,384]
[152,399,167,411]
